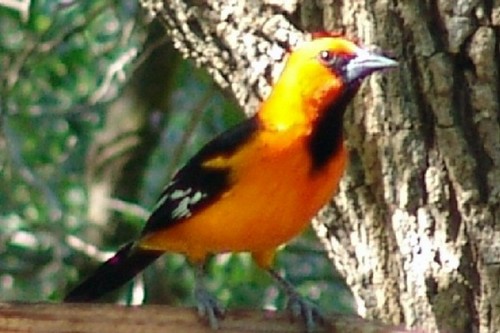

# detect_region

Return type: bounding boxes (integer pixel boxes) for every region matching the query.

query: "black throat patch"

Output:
[307,87,358,171]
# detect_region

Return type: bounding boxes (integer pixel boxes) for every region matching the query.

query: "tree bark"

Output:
[138,1,500,332]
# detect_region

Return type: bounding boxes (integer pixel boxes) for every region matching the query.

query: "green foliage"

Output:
[0,0,354,316]
[0,0,144,301]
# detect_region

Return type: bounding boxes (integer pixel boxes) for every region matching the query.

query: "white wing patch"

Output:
[171,190,207,219]
[152,182,192,211]
[170,188,192,200]
[153,180,208,220]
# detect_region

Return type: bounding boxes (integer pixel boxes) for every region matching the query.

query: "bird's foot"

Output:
[286,290,325,332]
[194,284,225,329]
[268,268,325,332]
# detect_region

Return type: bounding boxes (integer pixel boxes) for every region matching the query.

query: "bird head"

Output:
[260,37,397,131]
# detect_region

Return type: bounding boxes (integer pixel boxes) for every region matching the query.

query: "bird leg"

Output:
[267,268,325,332]
[194,262,225,329]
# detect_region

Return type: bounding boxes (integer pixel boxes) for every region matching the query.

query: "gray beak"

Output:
[345,48,398,83]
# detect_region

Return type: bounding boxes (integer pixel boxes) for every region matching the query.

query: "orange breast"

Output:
[139,129,347,263]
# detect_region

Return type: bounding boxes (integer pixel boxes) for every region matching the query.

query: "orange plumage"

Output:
[65,36,397,331]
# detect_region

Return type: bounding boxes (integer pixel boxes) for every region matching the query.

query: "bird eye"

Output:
[318,50,338,66]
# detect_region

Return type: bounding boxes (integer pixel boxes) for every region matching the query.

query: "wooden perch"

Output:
[0,302,418,333]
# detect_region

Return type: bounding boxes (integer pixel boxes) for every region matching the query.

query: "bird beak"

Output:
[345,48,398,83]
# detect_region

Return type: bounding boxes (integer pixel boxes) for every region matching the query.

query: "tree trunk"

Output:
[138,1,500,332]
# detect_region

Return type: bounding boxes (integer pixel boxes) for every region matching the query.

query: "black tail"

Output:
[64,242,162,302]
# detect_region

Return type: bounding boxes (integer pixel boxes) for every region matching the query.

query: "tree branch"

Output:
[139,0,303,114]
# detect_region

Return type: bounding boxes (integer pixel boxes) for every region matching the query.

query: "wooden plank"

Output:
[0,303,416,333]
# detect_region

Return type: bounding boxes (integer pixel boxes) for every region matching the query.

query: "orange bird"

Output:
[65,36,397,331]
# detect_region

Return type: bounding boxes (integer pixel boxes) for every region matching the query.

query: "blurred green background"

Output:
[0,0,353,315]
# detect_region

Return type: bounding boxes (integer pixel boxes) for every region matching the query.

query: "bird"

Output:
[64,35,397,331]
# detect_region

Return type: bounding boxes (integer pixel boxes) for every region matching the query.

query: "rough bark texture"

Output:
[138,1,499,332]
[140,0,303,115]
[311,2,500,333]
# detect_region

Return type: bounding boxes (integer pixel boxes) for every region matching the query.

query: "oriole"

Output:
[65,36,397,331]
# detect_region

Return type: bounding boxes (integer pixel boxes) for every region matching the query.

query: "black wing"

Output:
[141,116,260,235]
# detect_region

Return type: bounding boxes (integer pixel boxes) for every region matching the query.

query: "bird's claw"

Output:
[267,268,326,332]
[287,293,324,332]
[194,286,225,329]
